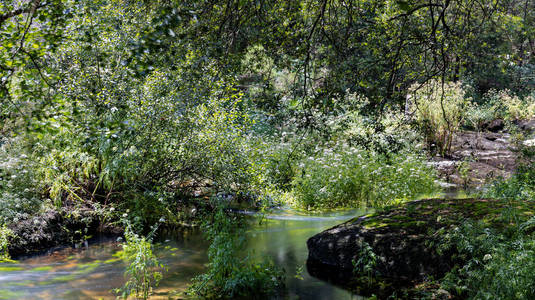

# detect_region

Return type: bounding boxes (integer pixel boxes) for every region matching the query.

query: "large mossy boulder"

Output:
[307,198,535,296]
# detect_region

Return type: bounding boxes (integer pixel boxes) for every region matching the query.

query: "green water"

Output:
[0,208,367,299]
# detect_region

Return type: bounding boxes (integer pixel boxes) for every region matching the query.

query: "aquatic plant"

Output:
[115,227,164,299]
[188,206,283,299]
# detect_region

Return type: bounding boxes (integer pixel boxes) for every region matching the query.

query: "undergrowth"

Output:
[437,146,535,299]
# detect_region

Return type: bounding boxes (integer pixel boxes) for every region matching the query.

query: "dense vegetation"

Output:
[1,0,535,299]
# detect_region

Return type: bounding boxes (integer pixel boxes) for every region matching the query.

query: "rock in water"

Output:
[306,198,535,296]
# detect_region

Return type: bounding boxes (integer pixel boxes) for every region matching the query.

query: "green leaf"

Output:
[396,1,410,11]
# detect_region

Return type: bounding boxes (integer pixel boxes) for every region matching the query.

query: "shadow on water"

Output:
[244,208,370,300]
[0,188,480,299]
[0,209,370,299]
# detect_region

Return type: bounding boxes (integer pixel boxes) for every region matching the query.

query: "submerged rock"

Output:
[306,198,535,297]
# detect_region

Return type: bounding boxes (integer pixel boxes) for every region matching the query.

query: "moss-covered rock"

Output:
[306,198,535,297]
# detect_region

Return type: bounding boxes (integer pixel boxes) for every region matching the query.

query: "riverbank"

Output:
[6,203,122,258]
[0,209,364,299]
[307,197,535,298]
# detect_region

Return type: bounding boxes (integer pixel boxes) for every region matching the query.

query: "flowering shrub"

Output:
[411,80,471,156]
[486,89,535,121]
[0,139,41,224]
[290,144,437,209]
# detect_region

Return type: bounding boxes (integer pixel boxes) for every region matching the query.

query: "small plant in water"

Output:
[188,205,284,299]
[294,265,305,280]
[115,226,164,299]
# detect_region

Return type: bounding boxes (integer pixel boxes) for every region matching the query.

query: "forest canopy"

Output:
[1,1,535,298]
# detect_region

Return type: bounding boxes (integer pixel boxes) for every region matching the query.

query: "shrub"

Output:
[0,225,12,262]
[439,221,535,300]
[410,80,471,156]
[188,206,284,299]
[116,227,164,299]
[464,102,495,131]
[486,90,535,121]
[0,138,41,224]
[290,144,437,209]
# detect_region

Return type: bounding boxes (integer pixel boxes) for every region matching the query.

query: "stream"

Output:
[0,208,369,299]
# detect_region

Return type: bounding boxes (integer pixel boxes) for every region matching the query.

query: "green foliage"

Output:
[411,80,471,156]
[485,90,535,122]
[290,145,437,209]
[115,227,164,299]
[0,225,12,262]
[188,206,284,299]
[484,153,535,202]
[465,90,535,131]
[457,158,472,188]
[353,241,378,279]
[439,220,535,300]
[438,145,535,299]
[0,138,41,224]
[464,103,495,131]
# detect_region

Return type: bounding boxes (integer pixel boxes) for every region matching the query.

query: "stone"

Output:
[306,198,535,296]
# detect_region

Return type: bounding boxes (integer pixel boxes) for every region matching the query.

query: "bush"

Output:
[411,80,471,156]
[486,90,535,121]
[0,138,42,224]
[188,206,283,299]
[290,144,437,209]
[439,220,535,300]
[116,227,164,299]
[464,102,495,131]
[0,225,12,262]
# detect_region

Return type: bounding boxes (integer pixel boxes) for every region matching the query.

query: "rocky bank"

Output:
[307,198,535,298]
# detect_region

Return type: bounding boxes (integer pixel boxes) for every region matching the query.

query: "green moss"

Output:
[357,198,535,233]
[0,266,23,272]
[0,289,25,299]
[363,221,388,229]
[30,266,53,272]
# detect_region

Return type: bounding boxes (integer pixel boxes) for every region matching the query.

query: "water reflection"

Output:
[0,209,367,299]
